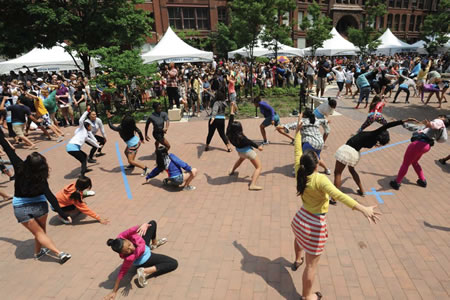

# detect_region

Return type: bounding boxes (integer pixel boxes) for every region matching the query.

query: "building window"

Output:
[168,7,210,30]
[409,15,416,31]
[425,0,432,9]
[379,16,384,29]
[389,0,395,7]
[401,15,407,31]
[298,11,303,30]
[415,15,422,31]
[402,0,409,8]
[394,14,400,31]
[297,38,306,48]
[412,0,418,8]
[418,0,424,9]
[218,7,227,24]
[395,0,402,7]
[387,14,393,28]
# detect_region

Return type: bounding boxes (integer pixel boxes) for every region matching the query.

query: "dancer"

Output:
[145,146,197,191]
[0,130,72,263]
[103,220,176,299]
[66,119,100,177]
[291,150,380,300]
[344,66,355,96]
[299,109,331,175]
[390,116,448,190]
[439,154,450,165]
[227,104,264,190]
[55,176,109,224]
[144,102,170,151]
[333,118,415,202]
[253,96,294,145]
[313,98,336,143]
[80,106,107,163]
[354,69,378,109]
[357,96,388,133]
[332,65,345,98]
[107,111,149,176]
[205,90,232,152]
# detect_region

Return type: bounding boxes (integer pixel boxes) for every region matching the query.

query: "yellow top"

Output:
[34,97,49,117]
[417,61,431,81]
[294,131,302,179]
[302,172,358,214]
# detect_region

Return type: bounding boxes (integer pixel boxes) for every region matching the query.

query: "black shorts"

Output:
[14,202,49,223]
[153,131,165,143]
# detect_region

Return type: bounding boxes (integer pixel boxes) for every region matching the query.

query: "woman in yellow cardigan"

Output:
[291,132,381,300]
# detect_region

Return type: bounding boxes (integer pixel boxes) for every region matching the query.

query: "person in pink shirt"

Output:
[103,221,177,300]
[357,96,388,133]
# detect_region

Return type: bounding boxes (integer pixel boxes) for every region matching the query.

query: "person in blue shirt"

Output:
[253,96,294,145]
[145,146,197,191]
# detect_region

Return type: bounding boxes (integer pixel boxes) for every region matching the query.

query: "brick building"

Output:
[138,0,439,50]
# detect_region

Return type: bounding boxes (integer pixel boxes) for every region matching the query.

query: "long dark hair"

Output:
[368,96,382,112]
[155,146,169,170]
[70,176,92,202]
[303,108,315,124]
[17,152,49,194]
[121,114,136,135]
[296,150,318,195]
[227,120,247,147]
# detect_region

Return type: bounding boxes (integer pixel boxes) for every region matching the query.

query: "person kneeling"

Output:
[145,146,197,191]
[104,221,176,300]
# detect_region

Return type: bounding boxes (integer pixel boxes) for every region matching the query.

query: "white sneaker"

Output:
[325,169,331,175]
[137,267,148,287]
[83,190,96,197]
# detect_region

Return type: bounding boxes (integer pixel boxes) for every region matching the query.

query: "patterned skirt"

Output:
[291,207,328,256]
[335,144,360,167]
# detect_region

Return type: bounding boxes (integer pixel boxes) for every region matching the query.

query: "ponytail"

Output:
[296,150,319,195]
[303,108,316,125]
[107,238,124,253]
[70,176,92,202]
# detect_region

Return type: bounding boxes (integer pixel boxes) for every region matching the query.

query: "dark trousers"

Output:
[68,150,87,176]
[394,87,410,103]
[87,135,106,159]
[139,220,178,277]
[7,123,16,138]
[206,118,228,145]
[167,87,180,108]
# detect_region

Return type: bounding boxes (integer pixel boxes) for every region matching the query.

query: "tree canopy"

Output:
[300,1,332,56]
[422,0,450,55]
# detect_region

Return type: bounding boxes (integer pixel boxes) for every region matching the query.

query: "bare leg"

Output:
[21,217,61,256]
[294,239,304,264]
[348,166,364,195]
[276,126,294,142]
[230,157,245,175]
[249,156,262,190]
[302,252,322,300]
[182,168,197,187]
[127,152,145,170]
[259,124,268,142]
[333,160,346,190]
[318,159,329,172]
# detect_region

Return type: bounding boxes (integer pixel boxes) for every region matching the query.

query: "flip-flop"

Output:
[291,257,304,271]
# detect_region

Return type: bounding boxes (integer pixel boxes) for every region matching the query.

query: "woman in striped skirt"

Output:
[291,150,381,300]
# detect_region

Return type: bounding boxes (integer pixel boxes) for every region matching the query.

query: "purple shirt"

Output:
[56,86,69,103]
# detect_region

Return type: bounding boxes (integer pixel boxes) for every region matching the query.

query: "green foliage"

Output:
[348,0,386,56]
[0,0,153,77]
[175,29,213,51]
[210,22,237,58]
[300,1,332,56]
[255,57,270,64]
[422,0,450,55]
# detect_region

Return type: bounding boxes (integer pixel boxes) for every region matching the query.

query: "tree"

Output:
[260,0,296,60]
[422,0,450,55]
[348,0,387,57]
[300,1,332,56]
[175,29,213,51]
[210,22,237,59]
[0,0,153,77]
[90,46,157,112]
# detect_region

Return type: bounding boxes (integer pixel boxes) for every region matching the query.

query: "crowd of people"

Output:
[0,52,449,300]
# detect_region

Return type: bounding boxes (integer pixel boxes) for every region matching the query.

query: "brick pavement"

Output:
[0,87,449,300]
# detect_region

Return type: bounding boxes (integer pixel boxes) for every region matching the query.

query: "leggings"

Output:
[87,135,106,159]
[395,140,431,183]
[68,150,87,176]
[138,220,178,277]
[337,81,344,92]
[206,118,229,145]
[357,113,388,133]
[394,87,410,103]
[167,87,180,108]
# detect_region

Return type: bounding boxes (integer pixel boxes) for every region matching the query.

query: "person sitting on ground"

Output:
[54,176,109,225]
[145,146,197,191]
[103,220,176,300]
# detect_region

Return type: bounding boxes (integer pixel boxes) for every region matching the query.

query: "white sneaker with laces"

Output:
[137,267,148,287]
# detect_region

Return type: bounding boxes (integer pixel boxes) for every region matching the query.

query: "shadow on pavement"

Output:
[98,264,134,296]
[233,241,301,300]
[423,221,450,232]
[260,164,292,177]
[142,178,184,193]
[204,173,249,186]
[434,160,450,173]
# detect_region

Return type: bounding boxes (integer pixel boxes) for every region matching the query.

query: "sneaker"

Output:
[389,180,400,190]
[262,140,270,145]
[283,125,290,134]
[151,238,168,250]
[162,178,169,186]
[87,158,97,163]
[439,158,447,165]
[141,167,149,176]
[58,252,72,264]
[95,152,106,157]
[416,179,427,188]
[325,169,331,175]
[83,190,96,197]
[34,248,50,260]
[85,168,93,173]
[329,199,337,206]
[56,136,64,143]
[183,185,196,191]
[58,215,71,224]
[137,267,148,287]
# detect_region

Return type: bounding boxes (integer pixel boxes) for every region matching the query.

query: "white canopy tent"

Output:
[227,39,303,58]
[0,43,88,74]
[375,29,417,55]
[141,27,213,63]
[411,34,450,54]
[303,28,358,56]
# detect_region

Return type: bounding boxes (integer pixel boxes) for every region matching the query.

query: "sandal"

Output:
[357,189,365,196]
[315,292,323,299]
[291,257,304,271]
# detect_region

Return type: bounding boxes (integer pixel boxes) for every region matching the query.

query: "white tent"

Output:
[141,27,213,63]
[411,34,450,54]
[228,39,303,58]
[375,29,416,55]
[0,43,87,74]
[303,28,358,56]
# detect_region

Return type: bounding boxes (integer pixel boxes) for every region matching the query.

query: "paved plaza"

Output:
[0,89,449,300]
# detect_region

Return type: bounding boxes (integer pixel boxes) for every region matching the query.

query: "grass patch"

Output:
[235,94,302,119]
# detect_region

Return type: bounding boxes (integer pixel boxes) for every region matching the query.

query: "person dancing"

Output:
[103,220,176,300]
[205,90,232,152]
[80,106,107,163]
[291,150,380,300]
[144,102,170,151]
[0,130,72,263]
[357,96,388,133]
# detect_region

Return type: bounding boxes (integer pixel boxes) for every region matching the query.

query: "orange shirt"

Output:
[55,183,100,221]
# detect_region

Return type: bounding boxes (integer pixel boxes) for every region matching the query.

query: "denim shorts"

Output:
[13,202,49,223]
[262,113,280,127]
[168,174,184,186]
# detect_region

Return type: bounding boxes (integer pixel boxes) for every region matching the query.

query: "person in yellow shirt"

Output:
[291,150,381,300]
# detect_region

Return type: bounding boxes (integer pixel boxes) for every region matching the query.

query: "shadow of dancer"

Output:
[233,241,301,300]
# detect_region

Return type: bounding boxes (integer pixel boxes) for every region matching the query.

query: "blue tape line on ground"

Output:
[115,142,133,200]
[365,187,393,204]
[361,139,409,156]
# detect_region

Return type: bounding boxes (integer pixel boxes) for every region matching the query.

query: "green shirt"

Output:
[43,90,58,114]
